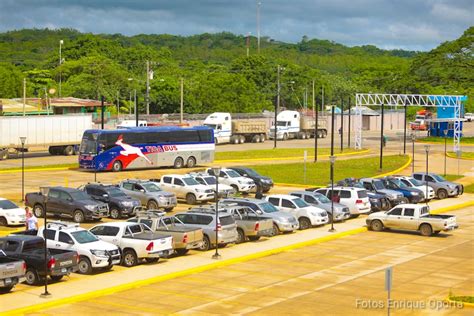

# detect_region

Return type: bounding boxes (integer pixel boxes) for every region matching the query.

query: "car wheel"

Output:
[186,156,196,168]
[147,200,158,210]
[109,208,121,219]
[173,157,184,169]
[298,217,311,230]
[419,223,433,236]
[0,217,7,226]
[63,145,74,156]
[145,258,159,263]
[0,150,9,160]
[270,223,280,236]
[78,257,93,274]
[283,133,288,141]
[248,236,261,241]
[50,275,63,282]
[122,249,138,267]
[231,184,239,193]
[25,269,40,285]
[73,210,85,223]
[0,285,14,293]
[186,193,197,205]
[400,197,409,204]
[112,160,123,172]
[437,189,448,199]
[370,220,384,232]
[33,204,44,218]
[236,228,246,244]
[199,235,211,251]
[176,249,189,256]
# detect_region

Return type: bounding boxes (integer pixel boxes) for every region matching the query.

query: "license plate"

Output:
[61,268,67,273]
[5,278,11,284]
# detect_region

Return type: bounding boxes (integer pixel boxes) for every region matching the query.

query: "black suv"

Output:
[81,183,141,219]
[229,167,273,192]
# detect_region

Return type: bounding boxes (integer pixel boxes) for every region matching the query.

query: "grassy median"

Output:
[215,147,362,160]
[249,155,409,186]
[447,151,474,160]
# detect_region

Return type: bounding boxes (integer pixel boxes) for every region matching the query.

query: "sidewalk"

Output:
[2,194,473,314]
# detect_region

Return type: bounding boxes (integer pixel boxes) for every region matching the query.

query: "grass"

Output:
[418,136,474,144]
[248,155,409,186]
[464,183,474,194]
[449,290,474,304]
[447,151,474,159]
[443,174,464,182]
[215,148,362,160]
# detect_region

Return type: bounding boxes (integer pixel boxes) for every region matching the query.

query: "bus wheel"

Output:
[112,160,123,172]
[63,146,74,156]
[174,157,184,169]
[186,156,196,168]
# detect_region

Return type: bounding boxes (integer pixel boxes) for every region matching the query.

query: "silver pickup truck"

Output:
[366,204,458,236]
[0,251,26,293]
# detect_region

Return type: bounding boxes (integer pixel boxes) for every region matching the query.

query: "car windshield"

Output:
[0,200,18,209]
[204,124,218,129]
[315,194,330,203]
[373,181,386,190]
[183,178,200,186]
[71,230,99,244]
[225,170,241,178]
[142,183,161,192]
[292,198,309,208]
[259,202,279,213]
[391,179,408,188]
[203,177,216,185]
[70,191,92,200]
[432,174,446,182]
[240,168,258,177]
[107,187,127,197]
[408,178,423,186]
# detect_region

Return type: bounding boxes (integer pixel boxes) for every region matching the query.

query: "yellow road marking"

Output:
[373,154,412,178]
[446,152,474,160]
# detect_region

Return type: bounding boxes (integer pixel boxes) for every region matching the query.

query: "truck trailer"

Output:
[269,110,327,140]
[203,112,267,144]
[0,114,93,160]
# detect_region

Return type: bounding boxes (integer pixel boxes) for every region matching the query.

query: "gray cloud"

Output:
[0,0,472,51]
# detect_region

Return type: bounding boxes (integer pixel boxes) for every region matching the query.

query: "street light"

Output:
[411,133,416,173]
[424,145,430,206]
[443,129,448,176]
[39,186,51,297]
[211,167,221,260]
[328,155,336,232]
[20,137,26,201]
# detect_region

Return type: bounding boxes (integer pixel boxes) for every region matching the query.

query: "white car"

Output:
[206,168,255,193]
[156,174,215,204]
[314,187,371,216]
[39,221,121,274]
[0,198,26,226]
[188,172,235,198]
[393,175,435,201]
[465,113,473,122]
[264,194,329,229]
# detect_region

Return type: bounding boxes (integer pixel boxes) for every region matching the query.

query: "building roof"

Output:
[49,97,106,108]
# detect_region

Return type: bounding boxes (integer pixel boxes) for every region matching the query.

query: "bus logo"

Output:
[115,135,153,165]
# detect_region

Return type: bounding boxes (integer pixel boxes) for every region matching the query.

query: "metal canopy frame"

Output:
[354,93,466,152]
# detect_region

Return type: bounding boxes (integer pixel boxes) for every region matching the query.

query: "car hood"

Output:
[77,199,106,207]
[379,189,402,197]
[316,203,347,212]
[0,207,25,216]
[232,177,255,184]
[367,192,386,199]
[114,196,140,203]
[89,240,120,251]
[303,206,327,214]
[148,191,176,198]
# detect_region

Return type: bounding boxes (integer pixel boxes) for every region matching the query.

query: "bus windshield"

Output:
[79,133,97,154]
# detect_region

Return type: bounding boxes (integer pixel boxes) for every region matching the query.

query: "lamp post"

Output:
[329,155,336,232]
[20,137,26,201]
[411,133,415,174]
[274,65,281,149]
[443,129,448,176]
[59,40,63,97]
[424,145,430,206]
[211,167,221,260]
[40,187,51,297]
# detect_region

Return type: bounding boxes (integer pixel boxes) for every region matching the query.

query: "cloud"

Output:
[0,0,471,51]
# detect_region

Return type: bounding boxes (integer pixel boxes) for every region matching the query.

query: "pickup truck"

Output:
[382,177,424,204]
[119,180,177,211]
[128,211,204,256]
[412,172,463,199]
[359,178,406,206]
[206,167,256,193]
[0,235,79,285]
[89,222,174,267]
[192,204,274,243]
[366,204,458,236]
[0,251,26,293]
[39,222,121,274]
[188,172,235,198]
[153,175,214,205]
[25,186,109,223]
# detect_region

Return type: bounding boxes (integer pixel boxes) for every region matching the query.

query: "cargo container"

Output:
[269,110,327,140]
[203,112,267,144]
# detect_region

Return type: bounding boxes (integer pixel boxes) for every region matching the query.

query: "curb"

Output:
[0,166,77,174]
[430,200,474,214]
[416,140,474,147]
[445,297,474,308]
[446,152,474,160]
[373,155,412,178]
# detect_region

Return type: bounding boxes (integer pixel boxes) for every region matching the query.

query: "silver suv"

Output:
[174,210,238,251]
[119,180,177,211]
[290,191,351,222]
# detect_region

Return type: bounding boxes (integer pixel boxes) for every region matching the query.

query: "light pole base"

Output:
[40,292,51,298]
[328,227,336,232]
[212,253,221,260]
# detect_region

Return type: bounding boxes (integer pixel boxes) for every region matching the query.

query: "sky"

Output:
[0,0,472,51]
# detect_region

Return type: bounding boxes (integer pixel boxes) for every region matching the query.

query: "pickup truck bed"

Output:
[0,255,26,292]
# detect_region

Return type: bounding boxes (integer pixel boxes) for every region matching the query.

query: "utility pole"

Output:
[257,1,261,54]
[246,32,250,57]
[146,60,150,115]
[129,91,132,115]
[23,78,26,116]
[134,89,138,127]
[321,86,324,112]
[116,90,120,118]
[340,96,344,152]
[274,65,280,149]
[180,77,184,124]
[313,80,317,162]
[348,96,351,148]
[59,39,63,98]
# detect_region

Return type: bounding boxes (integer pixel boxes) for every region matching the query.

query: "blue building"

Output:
[428,96,467,137]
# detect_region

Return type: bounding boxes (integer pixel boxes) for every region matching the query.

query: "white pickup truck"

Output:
[206,167,255,193]
[39,222,121,274]
[89,222,173,267]
[366,204,458,236]
[152,175,215,205]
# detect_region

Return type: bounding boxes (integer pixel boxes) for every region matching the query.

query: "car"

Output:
[81,183,142,219]
[412,173,463,199]
[314,187,371,217]
[174,210,238,250]
[221,197,299,236]
[366,204,458,236]
[381,177,424,204]
[264,194,329,229]
[39,221,121,274]
[188,172,235,198]
[392,175,435,201]
[465,112,473,122]
[228,167,274,192]
[334,178,391,212]
[119,179,177,211]
[206,167,256,193]
[0,198,26,226]
[89,222,173,267]
[153,175,214,205]
[289,191,350,222]
[359,178,406,206]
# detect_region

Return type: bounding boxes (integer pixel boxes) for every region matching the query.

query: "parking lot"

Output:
[14,206,472,315]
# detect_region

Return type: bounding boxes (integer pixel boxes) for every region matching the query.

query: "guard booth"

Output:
[428,96,467,137]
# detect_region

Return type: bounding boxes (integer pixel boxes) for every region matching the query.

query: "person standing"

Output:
[26,209,38,232]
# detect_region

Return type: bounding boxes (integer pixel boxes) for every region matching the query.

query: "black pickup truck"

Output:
[25,186,109,223]
[0,235,79,285]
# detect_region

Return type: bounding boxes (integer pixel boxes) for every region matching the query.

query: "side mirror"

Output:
[102,194,109,198]
[140,189,145,193]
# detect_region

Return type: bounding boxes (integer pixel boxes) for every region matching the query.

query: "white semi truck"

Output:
[0,114,93,159]
[269,110,327,140]
[203,112,267,144]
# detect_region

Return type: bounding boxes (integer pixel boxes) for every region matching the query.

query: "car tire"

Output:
[400,197,409,204]
[102,265,113,272]
[298,217,311,230]
[73,210,85,223]
[370,220,384,232]
[63,145,74,156]
[147,200,159,210]
[236,228,246,244]
[145,258,159,264]
[109,207,121,219]
[78,257,93,274]
[0,285,14,293]
[0,149,8,160]
[270,223,280,236]
[0,217,7,226]
[248,236,261,241]
[176,249,189,256]
[437,189,448,199]
[231,184,239,193]
[33,204,44,218]
[122,249,138,267]
[186,156,196,168]
[419,223,433,236]
[186,193,197,205]
[283,133,288,141]
[174,157,184,169]
[112,160,123,172]
[199,235,211,251]
[25,269,40,285]
[50,275,63,282]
